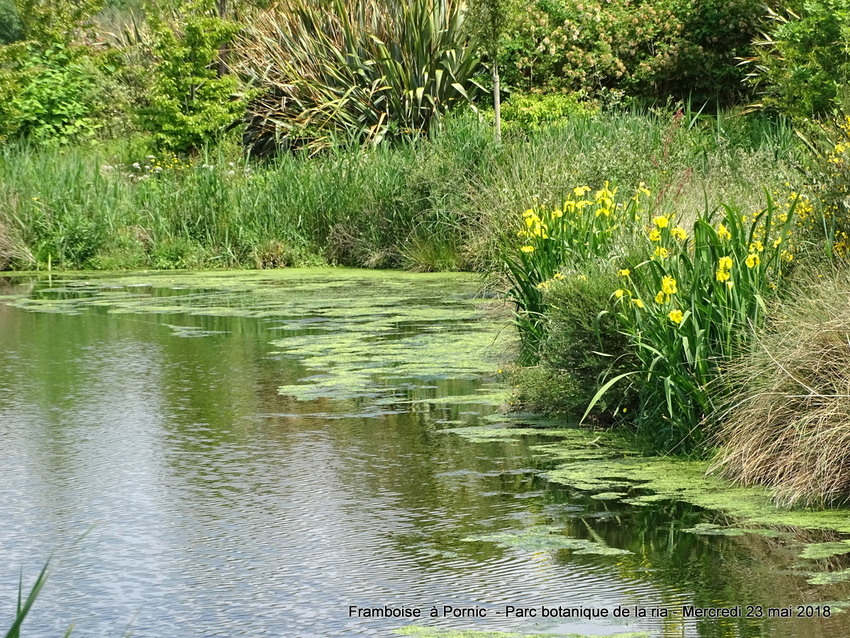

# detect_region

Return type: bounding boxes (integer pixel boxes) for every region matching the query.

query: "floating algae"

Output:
[0,269,513,406]
[464,525,632,556]
[681,523,783,538]
[801,541,850,560]
[807,569,850,585]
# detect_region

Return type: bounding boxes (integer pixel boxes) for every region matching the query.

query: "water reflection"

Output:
[0,272,848,637]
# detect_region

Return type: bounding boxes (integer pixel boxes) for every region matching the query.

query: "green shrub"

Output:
[499,0,762,105]
[748,0,850,118]
[0,0,23,44]
[140,2,246,152]
[236,0,483,153]
[496,92,598,133]
[13,0,104,44]
[525,263,636,421]
[0,44,117,144]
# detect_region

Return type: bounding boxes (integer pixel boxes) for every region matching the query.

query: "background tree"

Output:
[467,0,517,141]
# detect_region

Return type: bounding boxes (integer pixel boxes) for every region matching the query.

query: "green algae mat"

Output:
[0,269,512,406]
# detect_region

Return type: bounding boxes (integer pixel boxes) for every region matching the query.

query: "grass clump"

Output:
[512,261,635,422]
[712,268,850,507]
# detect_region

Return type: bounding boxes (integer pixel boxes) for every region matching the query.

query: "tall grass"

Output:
[5,561,57,638]
[713,267,850,506]
[0,110,801,272]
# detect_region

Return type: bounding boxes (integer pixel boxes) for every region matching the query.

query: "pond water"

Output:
[1,269,850,638]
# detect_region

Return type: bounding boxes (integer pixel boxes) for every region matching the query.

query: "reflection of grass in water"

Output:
[394,629,652,637]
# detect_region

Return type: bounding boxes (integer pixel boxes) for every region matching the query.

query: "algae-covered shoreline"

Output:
[5,268,850,541]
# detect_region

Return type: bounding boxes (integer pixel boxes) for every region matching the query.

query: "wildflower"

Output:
[668,309,684,324]
[717,223,731,240]
[654,247,669,259]
[716,269,731,282]
[553,272,565,280]
[573,186,591,197]
[745,253,760,268]
[726,281,734,289]
[749,240,764,253]
[671,226,687,240]
[618,268,631,277]
[772,236,782,248]
[718,256,733,271]
[614,289,627,299]
[520,245,535,253]
[649,229,662,242]
[654,291,665,304]
[653,215,670,229]
[661,276,677,295]
[637,182,651,197]
[632,298,645,309]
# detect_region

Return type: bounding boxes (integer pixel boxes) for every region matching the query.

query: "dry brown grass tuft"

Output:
[0,214,33,270]
[712,268,850,507]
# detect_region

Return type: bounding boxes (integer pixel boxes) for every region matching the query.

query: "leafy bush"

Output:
[521,262,636,421]
[12,0,104,44]
[236,0,483,153]
[0,0,22,44]
[496,92,598,133]
[498,0,762,105]
[747,0,850,118]
[0,44,116,144]
[140,3,246,152]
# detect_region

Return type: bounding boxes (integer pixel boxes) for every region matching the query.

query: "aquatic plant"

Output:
[604,195,798,450]
[496,182,652,360]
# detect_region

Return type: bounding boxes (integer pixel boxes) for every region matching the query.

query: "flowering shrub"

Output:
[795,115,850,259]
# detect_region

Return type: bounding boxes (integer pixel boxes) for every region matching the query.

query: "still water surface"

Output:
[0,270,849,638]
